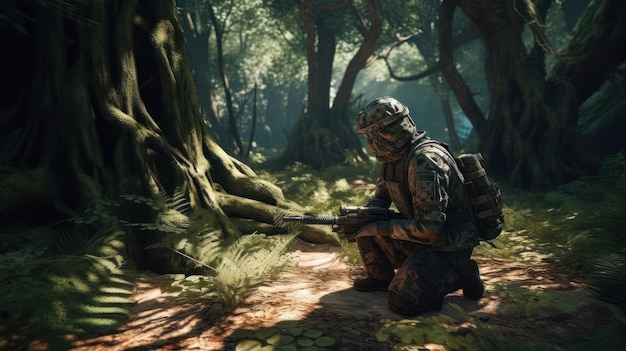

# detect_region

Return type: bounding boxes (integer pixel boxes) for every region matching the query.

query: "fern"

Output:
[155,232,296,308]
[211,233,296,308]
[0,203,135,349]
[131,188,225,269]
[121,188,297,310]
[587,253,626,312]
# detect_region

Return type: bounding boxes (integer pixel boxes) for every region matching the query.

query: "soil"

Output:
[67,240,626,351]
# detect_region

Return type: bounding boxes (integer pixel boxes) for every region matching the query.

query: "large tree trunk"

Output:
[0,0,336,273]
[315,15,336,120]
[277,2,343,169]
[440,0,624,189]
[551,0,626,105]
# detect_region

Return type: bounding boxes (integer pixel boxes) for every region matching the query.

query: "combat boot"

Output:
[353,278,393,292]
[458,260,484,300]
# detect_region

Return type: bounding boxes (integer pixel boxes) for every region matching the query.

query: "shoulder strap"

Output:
[411,140,477,227]
[411,140,465,183]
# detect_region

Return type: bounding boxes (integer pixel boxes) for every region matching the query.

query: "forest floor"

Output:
[67,240,626,351]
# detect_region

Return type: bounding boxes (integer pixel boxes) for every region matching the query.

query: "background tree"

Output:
[175,0,622,191]
[179,0,286,158]
[275,0,383,169]
[0,0,334,273]
[179,2,225,143]
[440,0,626,189]
[377,0,482,151]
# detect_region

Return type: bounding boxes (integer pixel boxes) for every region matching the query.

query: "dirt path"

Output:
[69,241,626,351]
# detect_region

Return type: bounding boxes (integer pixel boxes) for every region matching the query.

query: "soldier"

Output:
[352,96,484,316]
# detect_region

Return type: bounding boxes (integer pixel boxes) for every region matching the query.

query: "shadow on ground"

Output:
[67,240,626,351]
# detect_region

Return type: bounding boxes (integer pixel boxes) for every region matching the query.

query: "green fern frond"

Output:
[121,194,164,211]
[587,253,626,311]
[77,304,131,315]
[73,317,122,328]
[166,188,192,214]
[91,295,134,304]
[97,286,133,296]
[168,248,218,273]
[210,234,296,308]
[0,204,136,342]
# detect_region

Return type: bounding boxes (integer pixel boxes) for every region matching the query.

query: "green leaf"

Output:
[314,336,336,347]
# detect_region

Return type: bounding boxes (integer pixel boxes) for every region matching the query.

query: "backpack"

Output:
[414,141,504,243]
[454,152,505,242]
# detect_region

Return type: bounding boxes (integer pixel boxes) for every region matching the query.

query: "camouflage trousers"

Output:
[356,235,473,316]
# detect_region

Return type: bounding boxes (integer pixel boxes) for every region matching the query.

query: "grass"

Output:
[252,152,380,264]
[489,151,626,310]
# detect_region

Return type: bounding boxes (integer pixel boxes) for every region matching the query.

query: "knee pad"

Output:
[387,290,443,317]
[388,290,421,316]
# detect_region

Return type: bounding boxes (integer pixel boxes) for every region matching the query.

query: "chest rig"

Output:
[381,140,470,225]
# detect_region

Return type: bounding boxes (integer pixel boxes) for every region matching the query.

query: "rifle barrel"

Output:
[282,215,338,225]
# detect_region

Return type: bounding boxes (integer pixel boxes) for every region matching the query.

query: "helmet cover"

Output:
[356,97,419,162]
[356,96,409,134]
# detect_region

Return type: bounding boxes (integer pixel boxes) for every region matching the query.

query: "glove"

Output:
[354,220,391,239]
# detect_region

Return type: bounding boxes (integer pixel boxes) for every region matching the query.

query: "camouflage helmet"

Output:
[356,96,410,134]
[356,96,419,162]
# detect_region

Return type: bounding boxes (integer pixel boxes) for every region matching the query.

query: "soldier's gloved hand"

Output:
[354,220,391,239]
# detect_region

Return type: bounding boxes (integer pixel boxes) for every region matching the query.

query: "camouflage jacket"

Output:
[366,136,479,251]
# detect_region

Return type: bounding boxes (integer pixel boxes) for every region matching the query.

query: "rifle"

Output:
[282,206,405,241]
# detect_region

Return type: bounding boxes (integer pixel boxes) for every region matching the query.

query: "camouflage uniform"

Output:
[354,96,480,316]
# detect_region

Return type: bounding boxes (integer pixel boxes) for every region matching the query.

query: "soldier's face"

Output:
[365,131,402,161]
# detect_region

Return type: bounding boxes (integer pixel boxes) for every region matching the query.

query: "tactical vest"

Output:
[381,140,473,229]
[381,140,504,243]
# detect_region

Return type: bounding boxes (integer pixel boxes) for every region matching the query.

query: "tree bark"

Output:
[315,15,336,120]
[409,16,463,151]
[551,0,626,105]
[331,0,382,120]
[0,0,335,273]
[440,0,621,189]
[300,0,320,115]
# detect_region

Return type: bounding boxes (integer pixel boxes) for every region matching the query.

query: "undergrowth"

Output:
[0,213,134,350]
[487,150,626,310]
[253,154,381,265]
[0,190,296,349]
[157,232,295,309]
[136,190,297,309]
